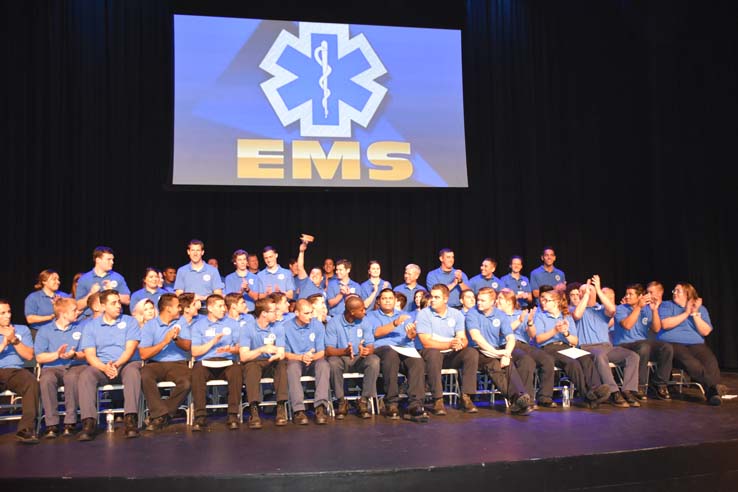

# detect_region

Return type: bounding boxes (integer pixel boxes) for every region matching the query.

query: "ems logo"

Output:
[521,281,528,287]
[223,327,232,336]
[309,332,316,342]
[448,318,457,328]
[492,319,501,328]
[110,280,118,288]
[555,275,561,282]
[203,274,211,282]
[492,282,499,289]
[72,331,82,340]
[278,274,285,280]
[357,329,363,338]
[260,22,387,138]
[642,317,649,326]
[117,322,126,329]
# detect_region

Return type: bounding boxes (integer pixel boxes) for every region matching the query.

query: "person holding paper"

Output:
[465,288,534,415]
[325,296,380,419]
[532,290,611,408]
[416,284,479,415]
[294,238,326,301]
[367,288,428,422]
[189,294,242,431]
[571,276,641,408]
[426,248,470,309]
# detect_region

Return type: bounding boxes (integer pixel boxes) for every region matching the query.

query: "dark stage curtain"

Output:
[2,1,737,367]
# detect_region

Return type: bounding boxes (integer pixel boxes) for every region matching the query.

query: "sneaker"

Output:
[461,394,478,413]
[42,425,59,439]
[510,393,534,415]
[609,391,630,408]
[248,404,262,429]
[293,410,309,425]
[16,428,39,445]
[357,397,372,419]
[432,398,447,416]
[315,405,328,425]
[622,390,641,407]
[537,397,558,408]
[124,413,140,438]
[77,418,97,442]
[385,403,400,420]
[62,424,77,436]
[335,398,349,420]
[275,402,288,426]
[226,414,240,430]
[407,405,429,423]
[191,416,208,432]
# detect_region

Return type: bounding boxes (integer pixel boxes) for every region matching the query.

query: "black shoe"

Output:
[432,398,447,416]
[16,429,40,445]
[587,384,611,404]
[385,403,400,420]
[622,390,641,407]
[510,393,534,415]
[610,391,630,408]
[42,425,59,439]
[587,400,601,410]
[407,405,429,423]
[461,394,478,413]
[634,390,648,401]
[653,385,671,400]
[335,398,348,420]
[62,424,77,436]
[275,402,288,426]
[248,404,262,429]
[315,405,328,425]
[293,410,309,425]
[537,397,558,408]
[357,398,372,419]
[124,413,140,438]
[77,418,97,442]
[192,417,208,432]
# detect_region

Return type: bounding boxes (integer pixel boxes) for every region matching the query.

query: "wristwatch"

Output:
[563,331,570,338]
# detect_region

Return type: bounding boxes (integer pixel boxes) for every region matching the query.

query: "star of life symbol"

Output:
[260,22,387,138]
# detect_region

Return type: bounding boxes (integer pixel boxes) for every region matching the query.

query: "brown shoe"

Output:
[275,401,288,426]
[335,398,349,420]
[294,410,309,425]
[461,394,478,413]
[357,397,372,419]
[248,404,262,429]
[315,405,328,425]
[432,398,447,416]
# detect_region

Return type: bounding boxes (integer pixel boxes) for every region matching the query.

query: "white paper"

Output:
[557,347,591,359]
[202,359,234,368]
[480,349,501,359]
[390,346,422,358]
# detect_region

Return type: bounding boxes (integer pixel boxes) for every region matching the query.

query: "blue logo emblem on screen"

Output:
[260,22,387,138]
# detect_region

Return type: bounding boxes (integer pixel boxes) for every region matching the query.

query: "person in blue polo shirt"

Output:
[77,289,142,441]
[174,239,224,302]
[359,260,392,310]
[468,258,502,295]
[294,240,326,301]
[0,299,39,444]
[240,297,288,429]
[162,267,177,292]
[426,248,470,309]
[465,287,534,416]
[612,283,673,400]
[320,258,336,290]
[393,264,427,313]
[34,297,87,438]
[130,267,168,315]
[657,282,726,406]
[326,259,362,317]
[529,247,566,301]
[24,269,71,330]
[368,289,428,422]
[255,246,296,300]
[224,249,261,313]
[284,299,331,425]
[416,284,479,415]
[75,246,131,316]
[500,256,533,310]
[190,294,242,430]
[325,295,380,420]
[139,293,192,432]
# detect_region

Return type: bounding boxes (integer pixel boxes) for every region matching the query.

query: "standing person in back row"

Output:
[76,246,131,316]
[529,247,566,301]
[174,239,224,302]
[426,248,470,309]
[255,246,295,300]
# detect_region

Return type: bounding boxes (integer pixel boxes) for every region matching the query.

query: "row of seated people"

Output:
[1,269,725,444]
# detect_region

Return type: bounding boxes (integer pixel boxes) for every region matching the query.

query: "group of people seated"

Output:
[0,241,726,445]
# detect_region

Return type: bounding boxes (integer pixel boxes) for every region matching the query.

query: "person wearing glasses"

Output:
[656,282,726,405]
[531,289,611,408]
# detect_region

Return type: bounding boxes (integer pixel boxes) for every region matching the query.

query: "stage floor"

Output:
[1,372,738,491]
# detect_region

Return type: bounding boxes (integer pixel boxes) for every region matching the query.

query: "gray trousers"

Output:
[328,354,380,399]
[286,359,329,412]
[78,361,142,420]
[39,365,86,426]
[582,343,639,393]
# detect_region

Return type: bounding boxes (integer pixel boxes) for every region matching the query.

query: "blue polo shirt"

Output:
[465,307,512,349]
[24,290,71,329]
[0,325,33,369]
[503,310,531,344]
[574,304,612,346]
[359,279,393,302]
[140,316,191,362]
[326,279,362,317]
[366,309,415,349]
[224,271,260,312]
[190,316,239,362]
[393,284,427,312]
[533,311,577,347]
[284,317,325,354]
[529,266,566,292]
[296,276,326,300]
[425,268,469,307]
[612,305,652,345]
[468,274,502,295]
[76,270,130,316]
[80,314,140,363]
[325,314,376,356]
[240,317,286,360]
[415,306,466,344]
[500,274,533,309]
[255,266,296,297]
[130,288,168,313]
[657,301,710,345]
[34,320,86,367]
[174,263,224,297]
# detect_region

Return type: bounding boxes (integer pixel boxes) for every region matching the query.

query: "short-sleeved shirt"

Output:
[529,266,566,292]
[657,301,710,345]
[255,266,296,297]
[129,288,168,314]
[393,284,427,312]
[415,306,466,345]
[467,275,502,295]
[140,316,191,362]
[0,324,34,369]
[190,316,239,361]
[366,309,415,349]
[34,320,86,367]
[326,279,362,317]
[426,268,469,308]
[575,304,612,346]
[465,307,512,349]
[24,290,71,329]
[80,315,141,363]
[612,304,652,345]
[499,274,533,309]
[239,316,286,360]
[174,263,224,298]
[224,271,260,312]
[76,270,131,316]
[502,310,531,344]
[359,279,393,304]
[296,276,326,300]
[325,315,376,356]
[533,310,577,347]
[283,317,325,354]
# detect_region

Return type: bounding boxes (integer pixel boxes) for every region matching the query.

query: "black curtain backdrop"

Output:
[2,1,737,367]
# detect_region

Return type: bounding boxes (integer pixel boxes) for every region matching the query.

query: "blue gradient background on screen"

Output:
[173,15,468,187]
